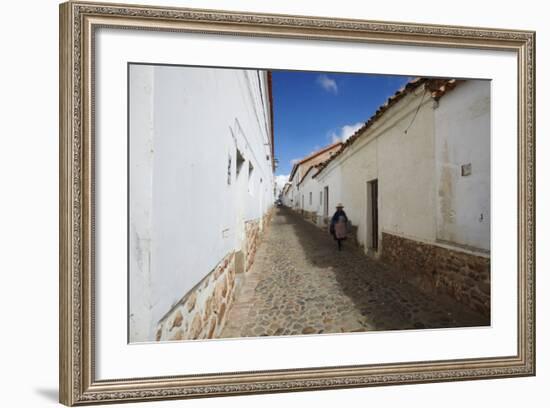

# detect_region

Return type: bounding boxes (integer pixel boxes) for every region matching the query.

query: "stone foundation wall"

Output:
[261,209,274,233]
[381,232,490,316]
[155,251,237,341]
[346,224,359,247]
[302,210,317,223]
[245,220,260,271]
[155,211,273,342]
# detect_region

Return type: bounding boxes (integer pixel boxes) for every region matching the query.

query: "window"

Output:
[323,186,329,217]
[227,154,232,185]
[320,191,322,206]
[309,192,312,205]
[236,148,245,177]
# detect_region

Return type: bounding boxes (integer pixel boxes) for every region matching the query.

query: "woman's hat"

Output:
[336,203,344,208]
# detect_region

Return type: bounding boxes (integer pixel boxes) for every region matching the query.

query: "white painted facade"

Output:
[286,180,300,210]
[281,183,293,207]
[314,160,344,221]
[434,80,491,251]
[313,80,490,254]
[286,143,343,213]
[129,65,275,342]
[298,169,322,214]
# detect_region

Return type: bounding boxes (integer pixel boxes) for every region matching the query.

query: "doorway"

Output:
[367,180,379,251]
[323,186,329,219]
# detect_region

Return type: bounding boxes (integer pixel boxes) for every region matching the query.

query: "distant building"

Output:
[301,78,491,316]
[281,182,293,206]
[296,163,326,225]
[286,142,342,212]
[129,65,275,342]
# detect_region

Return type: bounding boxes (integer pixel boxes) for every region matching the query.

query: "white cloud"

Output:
[328,122,364,143]
[316,74,338,94]
[274,174,290,193]
[310,145,321,154]
[290,158,300,165]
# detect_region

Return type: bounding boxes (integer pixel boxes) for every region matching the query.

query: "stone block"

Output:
[188,314,203,339]
[170,329,184,341]
[221,276,228,298]
[170,309,183,329]
[207,319,217,339]
[186,292,197,312]
[381,232,490,318]
[234,250,245,274]
[217,302,227,322]
[204,296,214,319]
[215,279,225,304]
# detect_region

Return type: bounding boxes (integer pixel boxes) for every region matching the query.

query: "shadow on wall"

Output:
[282,207,489,331]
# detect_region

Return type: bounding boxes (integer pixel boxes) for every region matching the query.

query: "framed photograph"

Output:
[59,1,535,405]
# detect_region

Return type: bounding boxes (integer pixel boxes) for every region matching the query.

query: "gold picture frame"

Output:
[59,1,535,405]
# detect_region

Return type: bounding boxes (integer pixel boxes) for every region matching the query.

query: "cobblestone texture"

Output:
[219,207,489,339]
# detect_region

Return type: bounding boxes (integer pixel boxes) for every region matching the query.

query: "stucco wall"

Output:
[128,65,155,342]
[315,163,343,222]
[129,65,274,342]
[435,80,491,251]
[377,89,436,244]
[281,185,293,207]
[288,181,300,209]
[304,80,490,258]
[299,172,321,214]
[318,86,436,251]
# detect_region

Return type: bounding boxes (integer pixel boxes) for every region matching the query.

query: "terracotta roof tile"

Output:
[289,141,343,181]
[313,77,461,178]
[296,162,326,187]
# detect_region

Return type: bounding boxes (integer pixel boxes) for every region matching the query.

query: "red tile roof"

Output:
[289,141,343,182]
[313,77,462,178]
[297,162,325,187]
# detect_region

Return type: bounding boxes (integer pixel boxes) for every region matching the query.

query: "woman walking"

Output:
[330,203,348,251]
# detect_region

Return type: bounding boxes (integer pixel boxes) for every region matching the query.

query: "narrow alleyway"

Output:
[220,207,488,338]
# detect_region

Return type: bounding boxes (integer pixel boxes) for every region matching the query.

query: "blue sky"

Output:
[271,70,411,188]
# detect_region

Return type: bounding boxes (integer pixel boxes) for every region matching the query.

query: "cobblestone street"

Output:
[220,207,489,339]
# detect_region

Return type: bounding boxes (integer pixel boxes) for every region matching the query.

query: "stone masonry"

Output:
[245,220,260,271]
[220,207,488,339]
[155,212,272,342]
[292,207,489,317]
[155,251,237,341]
[381,232,490,317]
[302,210,317,224]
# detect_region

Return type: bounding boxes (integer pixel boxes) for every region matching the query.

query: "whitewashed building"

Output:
[281,182,293,207]
[286,142,342,213]
[129,65,275,342]
[313,78,491,316]
[295,164,324,225]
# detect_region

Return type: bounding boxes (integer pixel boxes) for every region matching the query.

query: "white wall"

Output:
[435,80,491,251]
[299,171,322,213]
[376,88,436,243]
[129,65,274,341]
[317,81,489,254]
[315,163,343,219]
[317,86,436,249]
[2,1,547,408]
[289,181,301,209]
[128,65,155,341]
[281,184,293,206]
